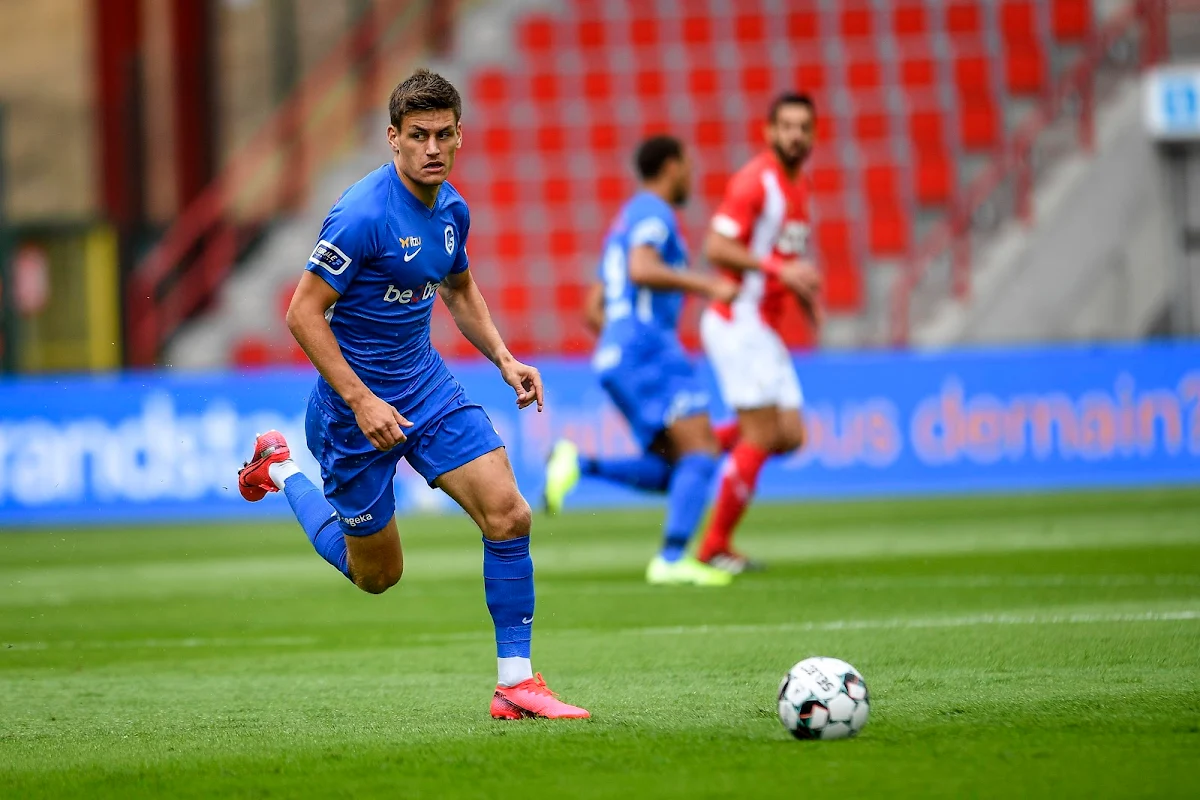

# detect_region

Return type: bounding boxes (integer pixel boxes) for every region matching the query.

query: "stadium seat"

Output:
[480,124,514,157]
[232,336,273,369]
[959,97,999,149]
[914,150,954,206]
[898,49,938,92]
[471,70,507,107]
[575,19,607,51]
[530,71,560,103]
[629,16,660,49]
[636,68,666,100]
[818,218,864,311]
[793,60,827,95]
[868,202,911,256]
[846,55,884,92]
[518,15,557,56]
[536,125,567,155]
[839,3,876,42]
[734,12,767,45]
[786,7,820,42]
[1000,1,1038,40]
[1005,43,1047,95]
[681,15,712,46]
[891,2,929,38]
[944,1,984,38]
[688,67,720,98]
[583,70,614,102]
[1052,0,1091,41]
[809,163,845,198]
[853,107,892,146]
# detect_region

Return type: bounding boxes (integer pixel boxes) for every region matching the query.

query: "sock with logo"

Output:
[483,535,535,687]
[660,451,719,562]
[698,442,771,562]
[579,453,672,493]
[273,467,350,580]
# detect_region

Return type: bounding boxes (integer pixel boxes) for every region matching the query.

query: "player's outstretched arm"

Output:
[628,245,736,304]
[439,269,543,411]
[286,272,413,450]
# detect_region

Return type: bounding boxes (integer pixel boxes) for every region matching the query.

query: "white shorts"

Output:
[700,307,804,410]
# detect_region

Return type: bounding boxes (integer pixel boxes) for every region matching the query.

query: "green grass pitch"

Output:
[2,488,1199,798]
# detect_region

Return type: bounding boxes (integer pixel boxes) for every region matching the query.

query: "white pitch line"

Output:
[628,610,1200,638]
[4,611,1197,654]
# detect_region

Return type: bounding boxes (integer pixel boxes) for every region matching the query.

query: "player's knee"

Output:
[484,495,533,542]
[354,562,403,594]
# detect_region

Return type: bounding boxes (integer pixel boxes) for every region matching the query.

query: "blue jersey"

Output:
[305,163,469,417]
[596,191,690,345]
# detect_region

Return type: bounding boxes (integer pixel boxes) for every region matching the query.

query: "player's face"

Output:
[668,151,692,207]
[767,103,815,169]
[388,108,462,187]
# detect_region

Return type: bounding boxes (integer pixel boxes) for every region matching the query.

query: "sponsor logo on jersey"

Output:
[341,512,373,528]
[383,280,441,304]
[309,240,352,275]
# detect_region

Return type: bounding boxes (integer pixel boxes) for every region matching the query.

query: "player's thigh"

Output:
[435,447,531,542]
[344,517,404,593]
[737,405,782,450]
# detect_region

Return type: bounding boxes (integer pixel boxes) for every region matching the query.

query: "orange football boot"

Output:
[237,430,292,501]
[490,673,590,720]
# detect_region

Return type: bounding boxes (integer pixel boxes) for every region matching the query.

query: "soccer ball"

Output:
[777,656,870,740]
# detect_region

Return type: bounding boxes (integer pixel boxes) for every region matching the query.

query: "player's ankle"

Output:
[267,459,300,490]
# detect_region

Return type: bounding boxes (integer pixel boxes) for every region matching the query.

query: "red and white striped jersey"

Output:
[708,151,812,332]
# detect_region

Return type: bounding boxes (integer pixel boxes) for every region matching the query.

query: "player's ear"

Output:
[386,125,400,154]
[455,121,463,148]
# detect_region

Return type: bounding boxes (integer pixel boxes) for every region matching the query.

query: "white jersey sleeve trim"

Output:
[629,217,670,248]
[711,214,742,239]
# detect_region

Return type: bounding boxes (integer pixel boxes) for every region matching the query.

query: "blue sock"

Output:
[283,473,350,580]
[579,453,672,492]
[661,452,719,562]
[482,535,534,659]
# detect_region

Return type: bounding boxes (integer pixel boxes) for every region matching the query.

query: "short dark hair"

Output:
[389,68,462,128]
[634,135,685,180]
[769,92,817,123]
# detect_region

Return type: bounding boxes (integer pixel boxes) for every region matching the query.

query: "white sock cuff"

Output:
[267,459,301,490]
[497,656,533,687]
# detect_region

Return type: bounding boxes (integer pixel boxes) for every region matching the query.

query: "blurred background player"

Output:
[236,69,587,720]
[543,135,737,587]
[696,93,823,574]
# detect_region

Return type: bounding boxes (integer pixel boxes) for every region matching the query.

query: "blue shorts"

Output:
[596,341,710,450]
[305,379,503,536]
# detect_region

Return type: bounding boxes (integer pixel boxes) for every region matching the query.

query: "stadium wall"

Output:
[1,342,1198,527]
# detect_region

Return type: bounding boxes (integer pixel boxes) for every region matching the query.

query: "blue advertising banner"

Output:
[0,343,1198,526]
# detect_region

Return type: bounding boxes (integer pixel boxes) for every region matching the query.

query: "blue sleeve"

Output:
[626,207,673,260]
[304,201,375,295]
[450,203,470,275]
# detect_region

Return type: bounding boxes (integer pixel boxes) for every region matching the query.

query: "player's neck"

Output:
[393,159,440,208]
[768,150,804,181]
[642,180,676,206]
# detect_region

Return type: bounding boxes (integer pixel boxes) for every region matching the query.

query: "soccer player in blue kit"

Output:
[236,70,588,720]
[543,135,737,587]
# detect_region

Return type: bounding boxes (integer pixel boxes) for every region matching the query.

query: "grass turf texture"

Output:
[2,488,1199,798]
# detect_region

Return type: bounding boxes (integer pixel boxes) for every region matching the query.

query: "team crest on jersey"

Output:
[444,225,456,255]
[309,239,352,275]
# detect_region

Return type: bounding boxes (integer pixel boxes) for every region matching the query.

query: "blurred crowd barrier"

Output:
[0,342,1197,526]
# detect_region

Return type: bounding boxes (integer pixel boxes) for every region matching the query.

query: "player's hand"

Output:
[352,393,413,451]
[778,260,822,300]
[500,358,545,412]
[707,276,740,306]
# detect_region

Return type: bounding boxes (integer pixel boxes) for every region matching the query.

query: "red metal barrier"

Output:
[890,0,1166,346]
[127,0,435,366]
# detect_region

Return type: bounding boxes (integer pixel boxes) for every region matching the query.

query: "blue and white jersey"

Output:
[596,191,690,347]
[305,163,469,417]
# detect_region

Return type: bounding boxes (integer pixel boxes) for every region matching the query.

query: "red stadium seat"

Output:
[554,282,588,314]
[864,164,901,205]
[576,19,607,51]
[583,70,613,102]
[1052,0,1091,41]
[793,60,827,95]
[1005,43,1046,94]
[868,203,910,256]
[907,107,947,150]
[630,16,660,48]
[840,3,875,41]
[817,219,863,310]
[846,56,883,92]
[518,15,557,55]
[786,8,820,41]
[694,118,726,149]
[548,229,578,259]
[688,67,721,98]
[489,178,519,209]
[914,150,954,206]
[232,336,273,369]
[809,163,844,197]
[953,54,991,95]
[735,12,767,45]
[891,3,929,38]
[472,70,507,106]
[702,170,730,203]
[1000,1,1037,41]
[681,15,712,46]
[739,65,774,100]
[945,1,983,37]
[589,122,620,152]
[499,285,531,314]
[596,176,628,205]
[541,177,572,206]
[481,125,514,157]
[959,97,999,149]
[853,108,891,145]
[536,125,567,155]
[899,53,938,91]
[530,72,560,103]
[495,231,524,262]
[636,69,666,99]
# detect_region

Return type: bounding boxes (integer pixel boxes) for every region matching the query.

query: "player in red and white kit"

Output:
[696,93,822,573]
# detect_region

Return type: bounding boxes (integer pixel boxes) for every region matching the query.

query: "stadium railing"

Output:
[889,0,1170,345]
[125,0,454,367]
